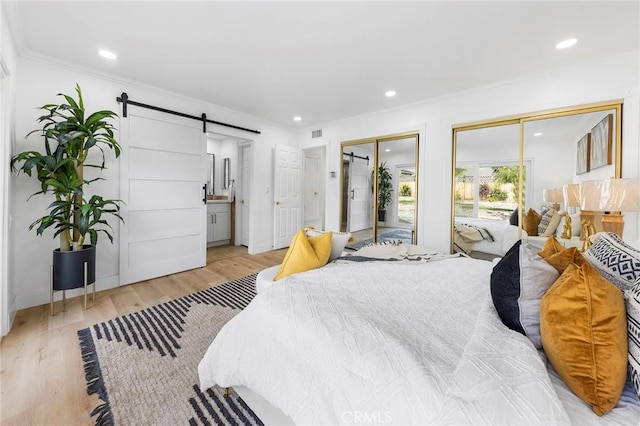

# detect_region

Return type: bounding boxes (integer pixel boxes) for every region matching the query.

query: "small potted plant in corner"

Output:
[10,84,123,311]
[376,162,393,222]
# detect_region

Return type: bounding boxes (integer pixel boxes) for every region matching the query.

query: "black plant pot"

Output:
[378,209,387,222]
[53,245,96,291]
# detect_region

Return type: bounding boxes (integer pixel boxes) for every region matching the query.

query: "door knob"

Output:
[241,199,245,204]
[314,191,318,196]
[275,201,281,205]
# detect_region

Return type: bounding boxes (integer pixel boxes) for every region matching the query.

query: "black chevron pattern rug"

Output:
[77,274,263,426]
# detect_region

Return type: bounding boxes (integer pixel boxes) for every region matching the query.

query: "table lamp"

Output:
[599,178,640,238]
[543,188,563,212]
[581,178,640,239]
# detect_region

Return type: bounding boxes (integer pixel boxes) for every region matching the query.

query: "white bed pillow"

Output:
[305,228,352,261]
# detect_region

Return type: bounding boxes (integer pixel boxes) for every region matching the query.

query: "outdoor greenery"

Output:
[10,84,123,251]
[492,166,524,203]
[399,184,412,197]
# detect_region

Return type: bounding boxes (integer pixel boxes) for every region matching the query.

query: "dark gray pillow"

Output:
[509,208,519,226]
[491,240,559,349]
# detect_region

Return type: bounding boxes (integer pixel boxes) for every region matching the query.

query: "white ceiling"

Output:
[4,1,639,128]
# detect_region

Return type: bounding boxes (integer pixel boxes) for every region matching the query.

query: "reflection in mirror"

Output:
[452,102,622,259]
[376,138,417,244]
[523,109,618,212]
[207,153,215,195]
[454,124,521,259]
[341,143,374,235]
[340,133,419,250]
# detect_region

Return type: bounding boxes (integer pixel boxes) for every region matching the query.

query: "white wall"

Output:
[9,56,297,312]
[299,50,640,253]
[1,3,18,336]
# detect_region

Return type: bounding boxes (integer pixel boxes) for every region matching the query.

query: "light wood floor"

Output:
[0,245,286,425]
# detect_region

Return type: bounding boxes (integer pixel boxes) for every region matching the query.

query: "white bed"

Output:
[454,217,523,256]
[198,251,640,424]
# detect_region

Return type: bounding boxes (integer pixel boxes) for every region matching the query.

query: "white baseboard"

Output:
[249,243,274,255]
[15,274,120,311]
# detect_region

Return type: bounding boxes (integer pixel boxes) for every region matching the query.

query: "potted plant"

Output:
[376,162,393,222]
[10,84,122,294]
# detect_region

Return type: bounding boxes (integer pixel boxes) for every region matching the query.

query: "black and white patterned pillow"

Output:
[584,232,640,292]
[538,208,557,235]
[627,276,640,399]
[366,239,402,247]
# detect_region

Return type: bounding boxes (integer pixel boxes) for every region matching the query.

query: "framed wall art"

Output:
[576,133,590,175]
[589,114,613,170]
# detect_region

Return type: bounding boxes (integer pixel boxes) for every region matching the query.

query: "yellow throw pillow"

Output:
[538,235,565,259]
[538,237,585,274]
[273,229,332,281]
[542,246,585,274]
[523,208,542,236]
[540,262,627,416]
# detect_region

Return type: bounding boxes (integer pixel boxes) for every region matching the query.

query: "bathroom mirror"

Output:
[223,157,231,189]
[208,153,215,195]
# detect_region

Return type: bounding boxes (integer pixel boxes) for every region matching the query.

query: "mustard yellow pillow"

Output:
[538,237,585,274]
[540,262,627,416]
[537,235,565,259]
[523,208,542,236]
[542,247,585,274]
[273,229,332,281]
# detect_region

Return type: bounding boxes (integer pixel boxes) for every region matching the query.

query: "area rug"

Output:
[77,274,263,426]
[345,228,413,251]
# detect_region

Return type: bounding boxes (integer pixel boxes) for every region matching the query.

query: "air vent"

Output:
[311,129,323,138]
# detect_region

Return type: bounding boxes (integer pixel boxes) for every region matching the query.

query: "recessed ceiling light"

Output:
[555,38,577,50]
[293,116,302,122]
[385,149,391,152]
[385,90,396,98]
[534,132,543,136]
[98,49,117,60]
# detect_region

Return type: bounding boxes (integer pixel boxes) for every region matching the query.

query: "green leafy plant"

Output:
[10,84,123,251]
[377,162,393,211]
[399,184,412,197]
[492,165,525,203]
[488,188,508,202]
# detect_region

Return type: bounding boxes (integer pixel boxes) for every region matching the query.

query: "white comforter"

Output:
[199,257,576,425]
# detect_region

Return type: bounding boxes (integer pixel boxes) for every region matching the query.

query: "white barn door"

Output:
[273,145,302,249]
[348,159,370,232]
[119,109,206,285]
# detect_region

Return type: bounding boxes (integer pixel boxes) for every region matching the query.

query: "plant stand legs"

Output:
[50,261,96,316]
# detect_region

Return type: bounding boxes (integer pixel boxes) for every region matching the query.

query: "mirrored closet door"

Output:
[451,101,622,257]
[341,133,419,249]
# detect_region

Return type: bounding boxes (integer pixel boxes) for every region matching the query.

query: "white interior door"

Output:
[348,159,370,232]
[303,150,322,229]
[240,145,250,247]
[119,109,206,285]
[274,145,302,249]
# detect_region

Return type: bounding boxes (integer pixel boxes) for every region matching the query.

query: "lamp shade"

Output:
[606,178,640,211]
[580,178,640,212]
[580,180,605,211]
[543,188,564,203]
[563,184,581,208]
